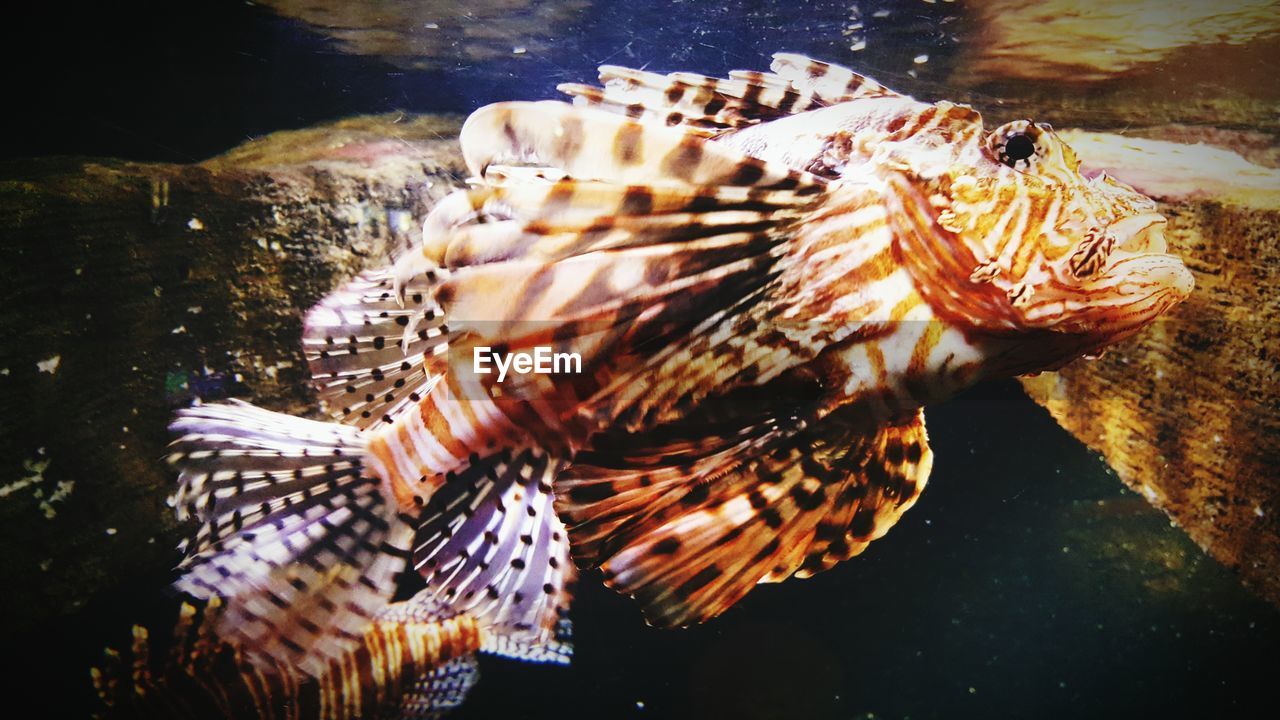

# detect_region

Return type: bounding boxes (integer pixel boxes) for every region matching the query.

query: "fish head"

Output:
[880,112,1194,373]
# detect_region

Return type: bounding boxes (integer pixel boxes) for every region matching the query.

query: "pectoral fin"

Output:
[556,408,932,628]
[303,267,449,430]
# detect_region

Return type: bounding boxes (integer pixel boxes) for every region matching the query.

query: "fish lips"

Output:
[1029,250,1194,340]
[1092,214,1195,315]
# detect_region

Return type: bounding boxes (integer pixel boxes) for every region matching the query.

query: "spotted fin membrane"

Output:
[167,401,418,679]
[409,446,576,662]
[304,268,447,431]
[558,51,902,137]
[557,407,932,628]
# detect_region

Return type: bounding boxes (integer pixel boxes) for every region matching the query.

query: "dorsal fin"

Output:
[768,52,903,104]
[559,65,805,137]
[557,53,904,138]
[556,407,932,628]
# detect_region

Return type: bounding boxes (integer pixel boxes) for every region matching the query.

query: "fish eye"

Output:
[986,121,1044,170]
[1003,134,1036,163]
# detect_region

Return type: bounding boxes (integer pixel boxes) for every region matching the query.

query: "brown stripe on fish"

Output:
[613,121,645,166]
[889,293,921,322]
[660,134,705,181]
[833,242,898,289]
[887,105,937,141]
[560,82,604,105]
[905,321,945,404]
[987,180,1028,263]
[556,114,586,166]
[883,113,909,135]
[620,185,655,215]
[1007,203,1046,282]
[543,179,579,218]
[412,393,472,460]
[936,102,984,141]
[741,75,765,106]
[864,339,890,388]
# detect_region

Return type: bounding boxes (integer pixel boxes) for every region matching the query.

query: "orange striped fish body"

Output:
[418,53,1188,625]
[166,52,1193,656]
[91,594,485,720]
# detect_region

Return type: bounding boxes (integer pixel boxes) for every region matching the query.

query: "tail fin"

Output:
[166,400,416,677]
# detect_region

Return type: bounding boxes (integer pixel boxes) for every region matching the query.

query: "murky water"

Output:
[2,1,1276,718]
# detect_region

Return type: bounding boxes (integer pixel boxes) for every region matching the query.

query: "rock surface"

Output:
[1019,129,1280,608]
[959,0,1280,83]
[258,0,588,69]
[0,114,466,635]
[950,1,1280,143]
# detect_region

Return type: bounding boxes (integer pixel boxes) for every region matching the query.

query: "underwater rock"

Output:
[0,114,466,635]
[960,0,1280,83]
[952,0,1280,137]
[1055,129,1280,206]
[1019,130,1280,609]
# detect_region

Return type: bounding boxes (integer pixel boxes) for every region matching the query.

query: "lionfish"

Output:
[164,52,1192,675]
[91,590,568,719]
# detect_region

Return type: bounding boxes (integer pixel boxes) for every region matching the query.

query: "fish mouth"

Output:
[1109,212,1167,256]
[1031,212,1192,338]
[1079,250,1194,338]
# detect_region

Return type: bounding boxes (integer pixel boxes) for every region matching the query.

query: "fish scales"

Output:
[161,51,1193,673]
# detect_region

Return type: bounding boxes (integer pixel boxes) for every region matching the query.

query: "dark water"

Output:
[12,382,1276,719]
[5,0,960,162]
[4,1,1277,718]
